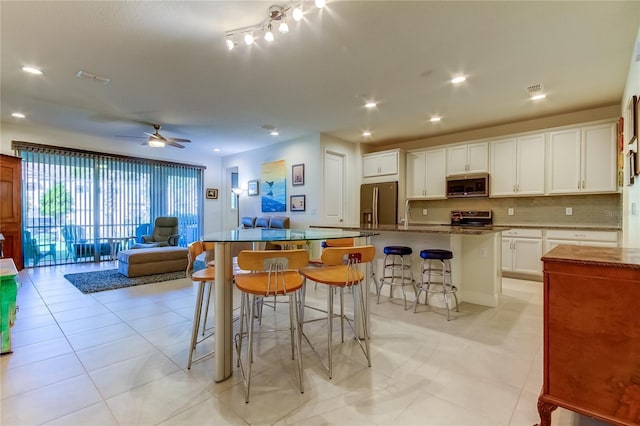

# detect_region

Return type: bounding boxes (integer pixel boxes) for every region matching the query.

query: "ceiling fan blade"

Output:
[144,132,166,141]
[166,141,185,149]
[167,137,191,143]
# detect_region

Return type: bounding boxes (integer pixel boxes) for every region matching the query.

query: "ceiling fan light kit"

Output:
[225,0,327,50]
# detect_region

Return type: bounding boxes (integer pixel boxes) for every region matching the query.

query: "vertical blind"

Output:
[14,141,204,267]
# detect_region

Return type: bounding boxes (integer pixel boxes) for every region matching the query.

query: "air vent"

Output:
[527,83,544,94]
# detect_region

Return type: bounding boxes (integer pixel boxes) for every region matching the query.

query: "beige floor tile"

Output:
[105,370,214,425]
[65,322,138,351]
[156,395,247,425]
[10,324,65,348]
[0,375,102,425]
[57,311,124,335]
[76,334,157,372]
[41,402,120,426]
[1,353,85,399]
[89,351,181,399]
[0,337,74,370]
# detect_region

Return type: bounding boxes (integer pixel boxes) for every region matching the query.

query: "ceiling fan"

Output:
[120,124,191,149]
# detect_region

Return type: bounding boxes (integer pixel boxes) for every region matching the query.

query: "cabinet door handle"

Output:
[581,180,585,189]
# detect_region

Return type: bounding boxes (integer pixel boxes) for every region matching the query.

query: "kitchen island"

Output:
[312,224,509,308]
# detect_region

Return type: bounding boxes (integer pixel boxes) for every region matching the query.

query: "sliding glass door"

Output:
[15,142,204,267]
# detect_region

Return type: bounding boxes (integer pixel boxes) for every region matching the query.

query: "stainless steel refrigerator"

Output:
[360,181,398,226]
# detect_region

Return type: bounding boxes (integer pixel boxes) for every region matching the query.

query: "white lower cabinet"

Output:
[502,229,543,275]
[544,230,619,253]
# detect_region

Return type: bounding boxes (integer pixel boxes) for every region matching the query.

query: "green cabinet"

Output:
[1,259,19,354]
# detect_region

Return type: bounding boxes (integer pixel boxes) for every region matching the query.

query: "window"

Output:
[14,142,205,266]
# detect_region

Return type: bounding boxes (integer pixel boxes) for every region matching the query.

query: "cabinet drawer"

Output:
[502,229,543,238]
[545,230,618,242]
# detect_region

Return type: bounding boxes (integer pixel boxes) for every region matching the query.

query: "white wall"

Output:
[622,26,640,248]
[220,132,360,229]
[0,122,224,236]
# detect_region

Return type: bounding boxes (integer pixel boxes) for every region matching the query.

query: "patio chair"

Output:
[23,231,55,266]
[61,225,111,261]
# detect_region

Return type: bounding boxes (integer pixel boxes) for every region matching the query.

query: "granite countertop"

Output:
[542,245,640,269]
[312,224,508,235]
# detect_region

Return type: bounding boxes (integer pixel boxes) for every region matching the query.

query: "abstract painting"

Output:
[261,160,286,212]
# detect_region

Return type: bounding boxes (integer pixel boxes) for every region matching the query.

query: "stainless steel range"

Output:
[449,210,493,227]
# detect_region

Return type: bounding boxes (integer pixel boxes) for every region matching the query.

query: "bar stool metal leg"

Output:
[414,249,459,320]
[376,246,416,310]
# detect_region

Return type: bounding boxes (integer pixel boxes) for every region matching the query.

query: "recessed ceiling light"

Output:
[22,66,43,75]
[11,112,26,118]
[430,116,441,122]
[364,101,377,109]
[270,130,279,136]
[213,148,221,152]
[530,94,546,101]
[451,76,466,84]
[362,131,372,137]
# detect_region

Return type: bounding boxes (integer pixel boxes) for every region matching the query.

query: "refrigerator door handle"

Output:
[372,186,379,226]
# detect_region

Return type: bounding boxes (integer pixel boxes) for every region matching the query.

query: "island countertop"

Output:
[311,224,510,235]
[542,245,640,269]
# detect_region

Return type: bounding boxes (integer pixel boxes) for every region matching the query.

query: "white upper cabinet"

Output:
[363,150,399,178]
[490,133,545,196]
[406,148,446,199]
[547,123,616,194]
[582,123,617,192]
[446,141,488,175]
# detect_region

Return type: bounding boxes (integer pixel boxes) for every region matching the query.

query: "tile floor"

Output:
[1,263,608,426]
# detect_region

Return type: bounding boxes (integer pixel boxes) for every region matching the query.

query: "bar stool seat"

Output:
[414,249,459,320]
[376,245,416,310]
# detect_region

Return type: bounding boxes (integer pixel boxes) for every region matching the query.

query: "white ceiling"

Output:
[2,1,639,159]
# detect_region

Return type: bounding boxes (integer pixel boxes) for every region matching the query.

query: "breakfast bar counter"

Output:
[312,224,506,308]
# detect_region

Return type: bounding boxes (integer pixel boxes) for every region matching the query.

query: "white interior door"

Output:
[323,150,345,225]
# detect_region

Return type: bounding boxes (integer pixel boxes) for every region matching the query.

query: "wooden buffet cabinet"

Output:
[538,245,640,426]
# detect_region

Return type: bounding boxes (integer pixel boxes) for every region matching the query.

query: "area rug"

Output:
[64,269,187,294]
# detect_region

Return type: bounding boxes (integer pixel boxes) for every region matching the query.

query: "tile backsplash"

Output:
[408,194,621,228]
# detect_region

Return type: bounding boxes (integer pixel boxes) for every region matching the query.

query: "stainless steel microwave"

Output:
[446,173,489,198]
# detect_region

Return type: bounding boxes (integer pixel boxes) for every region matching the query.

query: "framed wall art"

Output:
[261,160,286,212]
[292,163,304,186]
[290,194,306,212]
[206,188,218,199]
[247,179,259,196]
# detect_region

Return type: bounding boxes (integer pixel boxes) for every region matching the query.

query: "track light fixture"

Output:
[224,1,328,50]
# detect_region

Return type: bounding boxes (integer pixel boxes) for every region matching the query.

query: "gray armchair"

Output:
[130,217,179,249]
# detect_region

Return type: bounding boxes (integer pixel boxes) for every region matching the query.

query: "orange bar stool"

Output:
[234,249,308,403]
[300,245,375,379]
[376,245,416,310]
[414,249,459,320]
[186,241,216,369]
